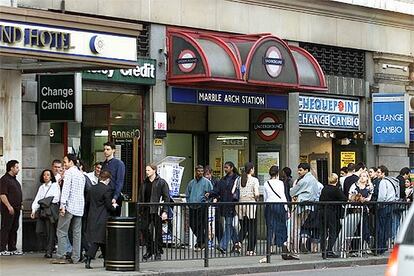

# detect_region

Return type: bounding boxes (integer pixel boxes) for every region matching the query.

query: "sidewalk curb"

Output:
[129,256,388,276]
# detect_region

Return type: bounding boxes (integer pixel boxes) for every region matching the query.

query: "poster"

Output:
[340,151,356,168]
[257,151,279,185]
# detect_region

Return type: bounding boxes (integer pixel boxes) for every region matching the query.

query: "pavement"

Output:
[0,252,390,276]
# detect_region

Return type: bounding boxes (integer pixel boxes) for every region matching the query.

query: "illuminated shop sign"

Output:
[372,93,408,145]
[38,73,82,122]
[0,20,137,63]
[299,95,360,130]
[170,87,288,110]
[83,58,156,85]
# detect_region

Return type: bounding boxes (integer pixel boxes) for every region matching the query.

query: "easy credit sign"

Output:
[372,93,409,145]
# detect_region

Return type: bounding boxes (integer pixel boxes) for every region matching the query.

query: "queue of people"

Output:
[1,152,413,264]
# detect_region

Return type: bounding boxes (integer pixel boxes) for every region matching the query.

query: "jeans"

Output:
[265,204,287,247]
[57,211,82,261]
[219,216,238,251]
[391,210,401,240]
[377,206,392,254]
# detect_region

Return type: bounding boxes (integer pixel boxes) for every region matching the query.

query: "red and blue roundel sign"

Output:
[255,112,284,141]
[177,50,197,73]
[264,46,283,78]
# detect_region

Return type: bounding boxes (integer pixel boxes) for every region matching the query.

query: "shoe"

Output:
[326,252,340,258]
[142,252,152,261]
[154,254,162,260]
[0,251,12,256]
[321,253,327,259]
[10,250,23,255]
[216,246,226,255]
[85,256,92,269]
[247,251,256,256]
[52,257,73,264]
[287,253,300,260]
[232,242,241,254]
[44,253,52,258]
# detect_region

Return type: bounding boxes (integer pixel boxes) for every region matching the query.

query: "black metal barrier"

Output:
[106,217,136,271]
[134,201,411,271]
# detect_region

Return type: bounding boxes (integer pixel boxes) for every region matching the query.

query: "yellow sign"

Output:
[340,152,356,168]
[154,138,163,146]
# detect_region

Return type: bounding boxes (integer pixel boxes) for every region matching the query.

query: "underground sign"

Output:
[254,112,284,141]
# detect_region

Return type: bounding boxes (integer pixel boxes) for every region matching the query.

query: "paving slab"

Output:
[0,252,389,276]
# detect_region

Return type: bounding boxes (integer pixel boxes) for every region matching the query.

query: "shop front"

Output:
[299,95,364,184]
[0,5,141,250]
[165,27,327,189]
[81,58,156,201]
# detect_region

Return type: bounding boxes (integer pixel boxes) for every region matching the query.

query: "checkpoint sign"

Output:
[254,112,284,141]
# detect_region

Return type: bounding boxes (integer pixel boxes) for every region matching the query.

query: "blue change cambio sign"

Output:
[372,93,408,145]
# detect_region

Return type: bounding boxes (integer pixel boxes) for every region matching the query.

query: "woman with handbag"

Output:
[30,169,61,258]
[233,162,259,256]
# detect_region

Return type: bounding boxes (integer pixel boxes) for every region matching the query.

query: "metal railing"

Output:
[134,201,411,271]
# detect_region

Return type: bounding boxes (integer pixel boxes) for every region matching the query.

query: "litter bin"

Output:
[106,217,136,271]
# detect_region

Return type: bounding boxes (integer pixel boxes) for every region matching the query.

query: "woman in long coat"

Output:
[84,170,114,269]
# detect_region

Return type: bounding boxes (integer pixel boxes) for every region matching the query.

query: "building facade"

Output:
[1,0,414,249]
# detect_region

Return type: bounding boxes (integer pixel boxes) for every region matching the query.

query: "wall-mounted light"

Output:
[316,131,321,137]
[322,131,329,138]
[114,114,122,119]
[329,131,335,138]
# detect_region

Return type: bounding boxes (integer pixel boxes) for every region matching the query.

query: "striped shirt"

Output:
[60,166,85,216]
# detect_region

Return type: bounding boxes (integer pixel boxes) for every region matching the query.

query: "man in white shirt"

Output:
[56,154,85,264]
[86,162,102,186]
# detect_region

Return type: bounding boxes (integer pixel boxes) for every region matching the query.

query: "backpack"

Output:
[385,176,400,201]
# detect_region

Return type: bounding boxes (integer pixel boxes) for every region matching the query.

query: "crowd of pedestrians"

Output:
[1,150,413,264]
[0,141,126,270]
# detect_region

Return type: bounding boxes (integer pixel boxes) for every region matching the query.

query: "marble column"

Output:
[287,92,300,177]
[0,69,22,250]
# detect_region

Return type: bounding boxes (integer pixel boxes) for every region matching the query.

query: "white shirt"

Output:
[264,178,287,204]
[31,181,60,213]
[60,166,85,216]
[86,171,98,185]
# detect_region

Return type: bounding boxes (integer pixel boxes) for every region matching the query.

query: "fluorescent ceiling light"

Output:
[94,130,109,137]
[216,136,248,141]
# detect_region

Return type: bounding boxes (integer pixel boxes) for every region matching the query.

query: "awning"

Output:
[167,28,327,92]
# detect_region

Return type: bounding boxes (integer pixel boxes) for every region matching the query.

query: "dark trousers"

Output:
[215,212,223,244]
[320,214,341,253]
[86,242,106,258]
[238,217,257,251]
[44,219,57,255]
[0,207,20,251]
[189,207,207,245]
[81,216,90,254]
[142,213,163,255]
[377,206,392,254]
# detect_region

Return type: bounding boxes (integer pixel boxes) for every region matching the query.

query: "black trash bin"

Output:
[106,217,136,271]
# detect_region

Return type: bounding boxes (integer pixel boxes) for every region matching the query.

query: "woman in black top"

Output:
[319,173,347,259]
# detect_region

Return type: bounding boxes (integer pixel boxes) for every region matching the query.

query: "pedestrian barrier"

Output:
[134,201,411,271]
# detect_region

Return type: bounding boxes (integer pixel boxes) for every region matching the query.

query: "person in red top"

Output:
[0,160,23,256]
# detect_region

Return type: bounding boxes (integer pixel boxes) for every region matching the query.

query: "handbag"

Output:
[232,177,240,202]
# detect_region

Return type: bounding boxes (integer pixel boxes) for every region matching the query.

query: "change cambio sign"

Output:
[38,74,82,122]
[372,93,409,145]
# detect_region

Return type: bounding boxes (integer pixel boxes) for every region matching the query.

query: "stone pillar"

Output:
[0,69,22,249]
[372,53,413,175]
[287,92,300,177]
[146,24,167,164]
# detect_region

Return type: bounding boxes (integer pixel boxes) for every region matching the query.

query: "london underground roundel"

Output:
[177,50,197,73]
[264,46,283,78]
[256,112,282,141]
